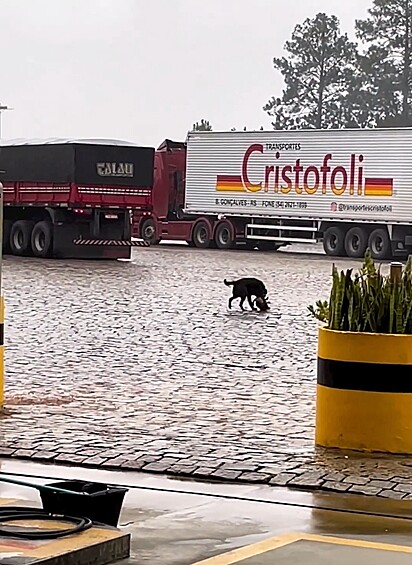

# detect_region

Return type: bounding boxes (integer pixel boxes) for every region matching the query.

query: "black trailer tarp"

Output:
[0,142,155,187]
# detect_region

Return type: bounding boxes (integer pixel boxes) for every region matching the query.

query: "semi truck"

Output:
[133,129,412,260]
[0,138,154,260]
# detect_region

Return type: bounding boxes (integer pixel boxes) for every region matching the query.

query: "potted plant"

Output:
[308,250,412,454]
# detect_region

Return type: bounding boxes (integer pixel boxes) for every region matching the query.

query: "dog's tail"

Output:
[224,279,234,286]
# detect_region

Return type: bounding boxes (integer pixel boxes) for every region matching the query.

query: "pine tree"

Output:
[264,13,360,129]
[356,0,412,126]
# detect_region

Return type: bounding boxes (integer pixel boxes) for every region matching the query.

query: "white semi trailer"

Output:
[182,128,412,259]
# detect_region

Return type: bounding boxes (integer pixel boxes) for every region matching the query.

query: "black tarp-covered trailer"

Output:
[0,140,155,187]
[0,139,154,260]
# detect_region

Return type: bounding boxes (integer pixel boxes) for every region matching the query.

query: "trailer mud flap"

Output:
[73,239,150,247]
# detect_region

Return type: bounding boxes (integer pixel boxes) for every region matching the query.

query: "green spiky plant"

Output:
[308,249,412,334]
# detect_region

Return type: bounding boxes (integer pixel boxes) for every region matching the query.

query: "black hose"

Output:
[0,507,92,539]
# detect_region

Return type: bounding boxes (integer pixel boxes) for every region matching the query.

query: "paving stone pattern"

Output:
[2,245,412,499]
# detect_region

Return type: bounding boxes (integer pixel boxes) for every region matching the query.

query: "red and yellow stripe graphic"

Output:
[215,175,245,192]
[364,177,393,197]
[215,174,394,196]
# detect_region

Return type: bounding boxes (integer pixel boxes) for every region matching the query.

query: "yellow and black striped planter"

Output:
[316,326,412,454]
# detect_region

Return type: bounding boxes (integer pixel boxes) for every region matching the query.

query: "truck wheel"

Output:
[31,221,53,258]
[345,227,368,258]
[10,220,35,256]
[192,221,211,248]
[3,220,12,253]
[323,226,346,256]
[141,218,160,245]
[368,228,391,260]
[214,222,235,249]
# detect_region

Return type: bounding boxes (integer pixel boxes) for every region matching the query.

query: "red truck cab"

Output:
[132,139,273,250]
[133,139,189,244]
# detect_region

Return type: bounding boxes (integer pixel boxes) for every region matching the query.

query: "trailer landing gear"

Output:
[256,241,282,251]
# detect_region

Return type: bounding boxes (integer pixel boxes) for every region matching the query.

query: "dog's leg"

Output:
[239,297,246,311]
[247,294,257,311]
[228,297,234,309]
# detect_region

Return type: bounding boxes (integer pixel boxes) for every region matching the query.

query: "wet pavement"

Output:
[0,459,412,565]
[1,244,412,498]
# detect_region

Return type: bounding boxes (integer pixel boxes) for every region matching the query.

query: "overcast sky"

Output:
[0,0,372,147]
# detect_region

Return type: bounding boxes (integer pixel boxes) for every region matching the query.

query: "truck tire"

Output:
[141,218,160,245]
[3,220,12,253]
[10,220,35,256]
[214,221,235,249]
[31,221,53,258]
[192,221,211,248]
[345,226,368,258]
[323,226,346,256]
[368,228,391,260]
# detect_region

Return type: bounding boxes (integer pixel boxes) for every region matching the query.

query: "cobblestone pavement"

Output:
[1,245,412,499]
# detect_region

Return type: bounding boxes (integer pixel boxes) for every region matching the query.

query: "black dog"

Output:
[224,277,268,311]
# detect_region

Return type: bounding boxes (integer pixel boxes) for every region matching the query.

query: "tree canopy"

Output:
[265,1,412,129]
[192,119,212,131]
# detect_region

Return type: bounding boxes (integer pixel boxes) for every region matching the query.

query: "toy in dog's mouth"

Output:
[255,296,270,311]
